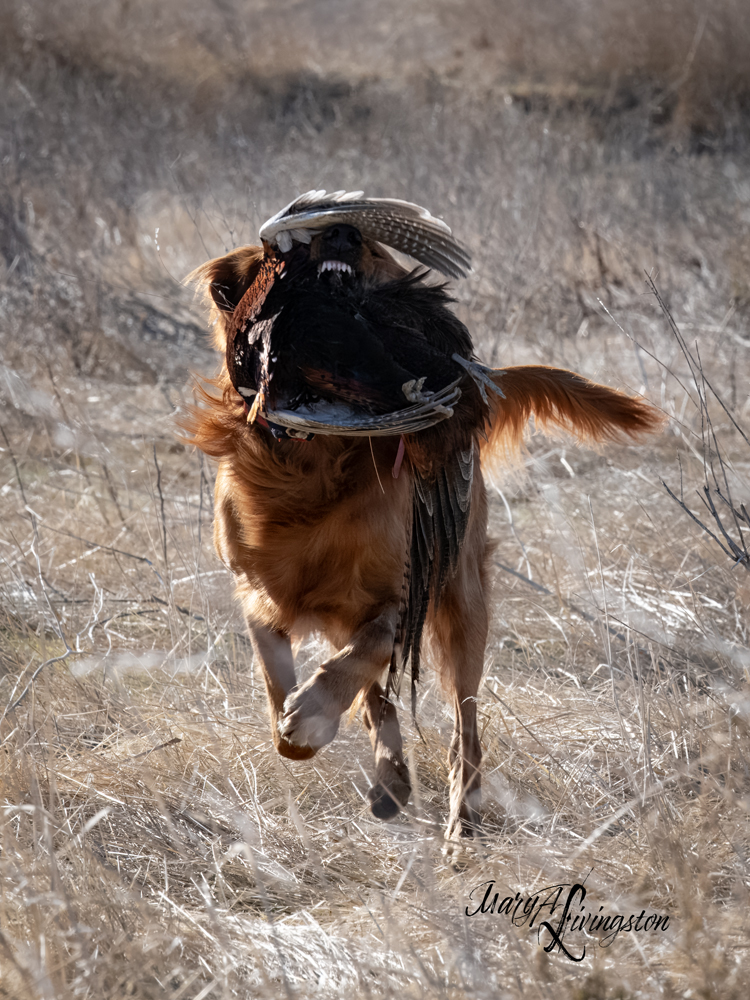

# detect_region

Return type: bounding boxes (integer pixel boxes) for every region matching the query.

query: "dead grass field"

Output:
[2,2,750,997]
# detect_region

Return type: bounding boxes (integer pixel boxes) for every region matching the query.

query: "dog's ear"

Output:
[188,245,265,313]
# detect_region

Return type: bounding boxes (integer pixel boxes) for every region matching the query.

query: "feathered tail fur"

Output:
[480,365,663,461]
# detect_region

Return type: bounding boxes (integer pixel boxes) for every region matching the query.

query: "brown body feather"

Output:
[184,240,661,835]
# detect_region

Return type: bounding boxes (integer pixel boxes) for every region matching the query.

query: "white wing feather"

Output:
[265,378,463,437]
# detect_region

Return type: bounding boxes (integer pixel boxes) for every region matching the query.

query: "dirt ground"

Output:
[2,2,750,997]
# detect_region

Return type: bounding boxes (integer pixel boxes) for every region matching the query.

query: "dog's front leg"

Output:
[278,605,399,752]
[248,623,317,761]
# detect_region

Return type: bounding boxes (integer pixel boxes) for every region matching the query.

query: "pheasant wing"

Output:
[259,190,471,279]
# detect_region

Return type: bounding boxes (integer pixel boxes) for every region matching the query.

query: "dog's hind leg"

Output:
[431,491,490,840]
[361,683,411,819]
[248,623,317,761]
[278,604,399,753]
[433,584,487,839]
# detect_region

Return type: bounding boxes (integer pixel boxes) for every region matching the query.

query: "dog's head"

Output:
[188,191,471,352]
[189,231,406,353]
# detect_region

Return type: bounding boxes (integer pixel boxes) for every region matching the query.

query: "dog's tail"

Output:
[479,365,663,461]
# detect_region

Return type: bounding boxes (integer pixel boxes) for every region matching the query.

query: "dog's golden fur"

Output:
[185,239,662,836]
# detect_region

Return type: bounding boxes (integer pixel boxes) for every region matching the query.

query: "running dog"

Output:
[186,191,660,838]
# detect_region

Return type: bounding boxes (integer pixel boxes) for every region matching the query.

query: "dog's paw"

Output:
[368,758,411,820]
[443,821,487,870]
[367,779,410,820]
[273,733,318,761]
[278,680,340,750]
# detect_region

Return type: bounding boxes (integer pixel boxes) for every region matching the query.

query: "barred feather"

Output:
[259,189,472,279]
[393,441,475,713]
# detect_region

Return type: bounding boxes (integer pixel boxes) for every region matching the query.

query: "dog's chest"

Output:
[233,442,412,617]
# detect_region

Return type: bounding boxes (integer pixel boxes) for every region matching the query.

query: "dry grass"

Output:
[2,1,750,997]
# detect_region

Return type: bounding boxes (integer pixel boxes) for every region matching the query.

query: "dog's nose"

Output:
[321,224,362,253]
